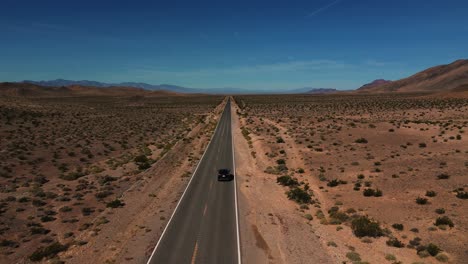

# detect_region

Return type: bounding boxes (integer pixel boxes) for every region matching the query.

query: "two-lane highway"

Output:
[147,98,240,264]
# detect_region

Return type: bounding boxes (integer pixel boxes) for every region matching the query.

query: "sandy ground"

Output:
[0,96,225,264]
[232,99,335,264]
[60,99,227,264]
[232,94,467,264]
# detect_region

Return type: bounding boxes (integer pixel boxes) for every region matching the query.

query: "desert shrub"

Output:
[437,173,450,179]
[455,191,468,199]
[95,191,113,199]
[436,254,449,262]
[59,206,72,212]
[297,168,305,173]
[355,138,368,144]
[18,197,30,203]
[351,216,383,237]
[434,216,454,227]
[363,188,382,197]
[32,199,46,207]
[346,252,361,261]
[30,226,50,235]
[106,199,125,208]
[40,215,56,222]
[276,137,285,143]
[392,223,404,231]
[425,190,437,197]
[386,237,405,248]
[363,188,375,197]
[138,162,151,170]
[419,143,427,148]
[327,179,339,187]
[97,175,117,185]
[60,171,85,181]
[29,242,68,261]
[286,187,312,204]
[426,243,441,256]
[328,209,349,224]
[276,159,285,165]
[374,189,382,197]
[304,214,313,220]
[81,207,94,216]
[435,208,445,214]
[0,239,18,248]
[357,174,365,179]
[276,175,298,187]
[134,155,148,163]
[416,197,428,205]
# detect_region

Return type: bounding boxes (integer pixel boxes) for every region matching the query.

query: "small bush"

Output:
[426,243,441,256]
[392,223,404,231]
[351,216,383,238]
[434,216,454,227]
[435,208,445,214]
[355,138,368,144]
[416,197,428,205]
[304,214,313,220]
[437,173,450,179]
[29,242,68,261]
[386,237,405,248]
[276,175,298,187]
[276,137,285,143]
[374,189,383,197]
[134,155,148,163]
[106,199,125,208]
[436,254,449,262]
[286,187,312,204]
[60,171,85,181]
[327,179,340,187]
[425,190,437,197]
[346,252,361,261]
[456,191,468,199]
[0,239,18,248]
[363,188,382,197]
[363,188,375,197]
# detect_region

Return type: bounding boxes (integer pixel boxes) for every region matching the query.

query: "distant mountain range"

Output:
[358,79,392,90]
[21,79,336,94]
[10,59,468,95]
[357,59,468,93]
[0,82,183,97]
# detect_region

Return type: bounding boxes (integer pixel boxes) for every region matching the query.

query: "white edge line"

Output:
[231,97,242,264]
[146,98,228,264]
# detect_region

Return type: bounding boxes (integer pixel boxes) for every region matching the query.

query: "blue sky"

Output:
[1,0,467,90]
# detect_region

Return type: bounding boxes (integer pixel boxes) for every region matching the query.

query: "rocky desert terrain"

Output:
[233,93,467,264]
[0,90,225,263]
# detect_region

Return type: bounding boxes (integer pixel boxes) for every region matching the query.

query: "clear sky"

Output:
[1,0,467,90]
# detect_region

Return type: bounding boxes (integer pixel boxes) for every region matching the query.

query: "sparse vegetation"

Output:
[29,242,68,261]
[434,216,454,227]
[351,216,383,238]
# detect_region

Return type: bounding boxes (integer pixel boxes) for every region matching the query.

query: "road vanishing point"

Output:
[147,98,241,264]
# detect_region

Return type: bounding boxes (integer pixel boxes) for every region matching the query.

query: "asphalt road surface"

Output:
[147,99,240,264]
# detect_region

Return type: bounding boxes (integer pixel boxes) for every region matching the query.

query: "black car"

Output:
[217,169,234,181]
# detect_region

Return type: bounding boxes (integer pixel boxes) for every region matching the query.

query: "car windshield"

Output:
[219,169,230,174]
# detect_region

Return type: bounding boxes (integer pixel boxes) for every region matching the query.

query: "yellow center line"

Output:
[191,241,199,264]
